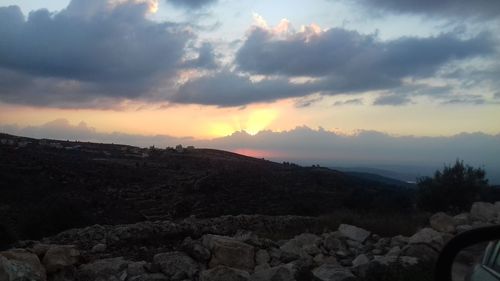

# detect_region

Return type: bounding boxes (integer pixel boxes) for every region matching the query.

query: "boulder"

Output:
[203,235,255,271]
[127,261,147,278]
[408,228,444,249]
[200,266,251,281]
[453,213,470,225]
[338,225,370,243]
[280,233,321,258]
[0,249,46,281]
[386,246,401,256]
[91,243,107,253]
[456,225,473,233]
[182,237,211,262]
[351,254,370,267]
[42,245,80,273]
[77,257,129,280]
[470,202,496,222]
[153,251,200,281]
[312,264,356,281]
[323,235,345,252]
[390,235,409,247]
[255,249,270,266]
[401,244,438,262]
[429,212,456,233]
[251,264,295,281]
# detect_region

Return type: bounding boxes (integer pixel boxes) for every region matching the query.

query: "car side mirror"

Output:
[435,225,500,281]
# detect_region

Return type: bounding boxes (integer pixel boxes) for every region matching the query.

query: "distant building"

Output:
[175,144,183,153]
[186,146,195,151]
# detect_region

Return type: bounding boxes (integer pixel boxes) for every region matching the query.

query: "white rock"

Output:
[470,202,496,222]
[352,254,370,267]
[338,224,371,243]
[200,266,250,281]
[429,212,456,233]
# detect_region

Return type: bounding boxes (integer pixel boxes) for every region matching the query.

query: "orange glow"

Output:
[233,148,280,159]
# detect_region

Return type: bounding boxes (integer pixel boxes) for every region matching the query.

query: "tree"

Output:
[417,160,489,213]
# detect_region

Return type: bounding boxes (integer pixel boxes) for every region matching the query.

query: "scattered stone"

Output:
[127,261,147,277]
[0,249,46,281]
[390,235,409,247]
[182,237,211,262]
[77,257,129,280]
[408,228,444,249]
[471,202,497,222]
[255,249,270,265]
[42,245,80,274]
[401,244,439,262]
[338,224,371,243]
[323,235,345,252]
[200,266,250,281]
[429,212,456,233]
[153,251,199,281]
[91,243,107,253]
[312,264,356,281]
[386,246,401,256]
[128,273,169,281]
[453,213,470,225]
[203,235,255,271]
[280,233,321,258]
[352,254,370,267]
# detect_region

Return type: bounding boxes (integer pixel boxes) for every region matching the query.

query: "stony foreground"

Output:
[1,201,500,281]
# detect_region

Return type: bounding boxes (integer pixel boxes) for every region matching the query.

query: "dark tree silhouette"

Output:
[417,160,489,212]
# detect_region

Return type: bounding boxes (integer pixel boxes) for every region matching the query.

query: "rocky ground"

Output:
[1,201,500,281]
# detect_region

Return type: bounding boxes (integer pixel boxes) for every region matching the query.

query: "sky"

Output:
[1,0,500,181]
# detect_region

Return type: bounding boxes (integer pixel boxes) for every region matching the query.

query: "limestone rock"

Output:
[312,264,356,281]
[408,228,444,249]
[42,245,80,273]
[280,233,321,258]
[255,249,270,266]
[91,243,107,253]
[182,237,211,262]
[351,254,369,267]
[429,212,456,233]
[200,266,251,281]
[153,251,200,281]
[453,213,470,225]
[470,202,496,222]
[203,235,255,271]
[77,257,129,280]
[338,225,370,243]
[400,244,438,262]
[0,249,46,281]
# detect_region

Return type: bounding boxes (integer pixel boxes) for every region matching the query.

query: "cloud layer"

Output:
[353,0,500,19]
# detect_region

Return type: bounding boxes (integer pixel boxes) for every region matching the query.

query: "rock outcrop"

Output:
[1,201,497,281]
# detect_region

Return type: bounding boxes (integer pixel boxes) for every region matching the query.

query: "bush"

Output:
[417,160,489,213]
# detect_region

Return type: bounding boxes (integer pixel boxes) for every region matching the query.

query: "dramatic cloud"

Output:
[236,25,494,84]
[167,0,217,10]
[172,71,316,106]
[182,42,218,69]
[0,0,191,106]
[3,121,500,183]
[353,0,500,19]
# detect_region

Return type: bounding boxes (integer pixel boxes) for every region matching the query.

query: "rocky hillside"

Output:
[1,201,499,281]
[0,133,414,244]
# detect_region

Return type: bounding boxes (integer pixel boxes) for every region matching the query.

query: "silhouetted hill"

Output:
[0,133,414,246]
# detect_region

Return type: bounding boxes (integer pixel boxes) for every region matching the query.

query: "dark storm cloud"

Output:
[236,27,494,84]
[0,1,191,106]
[353,0,500,19]
[182,42,218,69]
[172,71,317,106]
[167,0,217,9]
